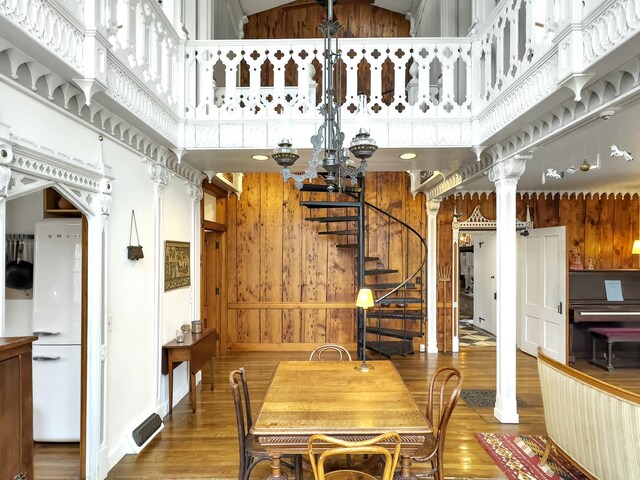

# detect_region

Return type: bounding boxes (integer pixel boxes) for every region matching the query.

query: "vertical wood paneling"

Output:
[282,178,304,342]
[226,192,239,345]
[226,172,424,349]
[613,193,634,269]
[260,175,284,343]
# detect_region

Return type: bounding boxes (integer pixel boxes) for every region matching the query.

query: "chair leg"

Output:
[540,436,553,466]
[294,454,302,480]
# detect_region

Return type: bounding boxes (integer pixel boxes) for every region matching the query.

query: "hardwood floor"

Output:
[35,348,640,480]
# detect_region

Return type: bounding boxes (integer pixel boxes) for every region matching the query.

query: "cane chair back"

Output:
[309,344,352,361]
[308,432,401,480]
[230,368,301,480]
[411,367,463,480]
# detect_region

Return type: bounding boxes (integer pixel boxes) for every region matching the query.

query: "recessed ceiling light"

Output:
[252,154,269,161]
[399,152,416,160]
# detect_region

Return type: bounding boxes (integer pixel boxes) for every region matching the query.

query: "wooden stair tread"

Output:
[365,268,398,275]
[318,230,358,235]
[305,216,359,223]
[369,310,424,320]
[366,341,414,358]
[367,327,423,339]
[378,297,423,306]
[300,184,361,193]
[300,201,360,208]
[366,283,417,289]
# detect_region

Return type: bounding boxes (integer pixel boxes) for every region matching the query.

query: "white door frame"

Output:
[451,205,532,352]
[0,136,112,479]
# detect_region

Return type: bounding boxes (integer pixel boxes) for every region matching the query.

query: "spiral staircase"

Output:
[300,176,427,359]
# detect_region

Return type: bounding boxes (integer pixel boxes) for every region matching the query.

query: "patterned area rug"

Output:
[475,433,589,480]
[461,389,528,408]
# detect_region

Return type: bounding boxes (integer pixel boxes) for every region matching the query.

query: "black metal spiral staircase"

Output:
[301,176,427,359]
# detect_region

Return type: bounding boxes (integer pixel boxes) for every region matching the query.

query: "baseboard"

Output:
[107,438,130,472]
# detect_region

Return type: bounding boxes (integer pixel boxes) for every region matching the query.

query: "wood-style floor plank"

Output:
[34,349,640,479]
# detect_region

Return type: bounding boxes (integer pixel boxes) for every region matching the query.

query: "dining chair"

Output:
[309,343,352,361]
[308,432,401,480]
[410,367,463,480]
[229,368,302,480]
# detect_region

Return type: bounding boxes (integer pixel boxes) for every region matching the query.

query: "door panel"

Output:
[519,227,566,362]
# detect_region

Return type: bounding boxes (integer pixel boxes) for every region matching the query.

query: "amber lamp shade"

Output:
[632,240,640,255]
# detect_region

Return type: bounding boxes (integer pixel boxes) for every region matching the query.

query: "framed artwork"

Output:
[164,241,190,291]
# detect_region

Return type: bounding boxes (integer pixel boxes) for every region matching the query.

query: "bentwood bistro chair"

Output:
[411,367,463,480]
[308,432,402,480]
[229,368,302,480]
[309,343,352,361]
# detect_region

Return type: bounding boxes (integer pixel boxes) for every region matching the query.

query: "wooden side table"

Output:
[162,329,218,414]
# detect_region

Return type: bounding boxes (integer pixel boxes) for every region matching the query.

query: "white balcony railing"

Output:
[1,0,639,149]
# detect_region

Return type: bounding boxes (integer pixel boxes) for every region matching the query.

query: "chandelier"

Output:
[271,0,377,191]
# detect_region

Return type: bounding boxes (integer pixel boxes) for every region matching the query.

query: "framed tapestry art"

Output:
[164,241,190,291]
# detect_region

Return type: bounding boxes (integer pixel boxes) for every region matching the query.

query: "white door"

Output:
[473,233,497,335]
[519,227,566,362]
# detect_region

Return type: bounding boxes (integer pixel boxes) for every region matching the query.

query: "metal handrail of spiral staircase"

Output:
[362,200,427,305]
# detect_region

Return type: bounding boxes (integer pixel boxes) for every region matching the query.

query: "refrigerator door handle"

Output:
[33,355,61,361]
[33,331,61,336]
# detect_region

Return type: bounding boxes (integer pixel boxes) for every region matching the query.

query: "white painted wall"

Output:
[0,80,197,474]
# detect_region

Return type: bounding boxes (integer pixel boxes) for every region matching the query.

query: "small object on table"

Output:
[176,329,185,343]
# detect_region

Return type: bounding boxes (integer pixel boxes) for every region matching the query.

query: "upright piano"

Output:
[569,269,640,363]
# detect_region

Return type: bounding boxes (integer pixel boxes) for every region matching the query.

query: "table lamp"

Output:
[355,288,375,372]
[632,240,640,255]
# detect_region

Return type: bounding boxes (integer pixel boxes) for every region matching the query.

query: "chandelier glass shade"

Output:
[272,0,377,190]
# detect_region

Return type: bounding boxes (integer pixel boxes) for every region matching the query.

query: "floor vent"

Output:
[128,413,163,453]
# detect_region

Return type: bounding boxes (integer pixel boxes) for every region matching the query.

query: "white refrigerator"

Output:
[31,218,82,442]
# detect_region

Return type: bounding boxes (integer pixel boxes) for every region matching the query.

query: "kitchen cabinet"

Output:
[0,336,36,480]
[43,187,81,218]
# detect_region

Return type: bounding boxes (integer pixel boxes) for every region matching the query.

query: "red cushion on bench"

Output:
[589,327,640,337]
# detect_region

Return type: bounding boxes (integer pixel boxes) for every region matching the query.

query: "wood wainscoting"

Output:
[223,173,426,351]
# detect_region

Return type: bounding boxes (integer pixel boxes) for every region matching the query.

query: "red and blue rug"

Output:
[474,433,590,480]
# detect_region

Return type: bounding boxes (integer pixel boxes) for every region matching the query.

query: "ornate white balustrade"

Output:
[1,0,639,152]
[105,0,183,112]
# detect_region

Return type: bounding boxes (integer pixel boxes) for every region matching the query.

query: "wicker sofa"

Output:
[537,351,640,479]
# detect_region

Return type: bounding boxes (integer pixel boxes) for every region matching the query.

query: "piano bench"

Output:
[589,327,640,371]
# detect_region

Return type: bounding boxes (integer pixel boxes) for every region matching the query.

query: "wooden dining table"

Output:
[251,360,434,480]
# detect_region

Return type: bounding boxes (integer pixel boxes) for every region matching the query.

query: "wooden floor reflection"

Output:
[35,348,640,479]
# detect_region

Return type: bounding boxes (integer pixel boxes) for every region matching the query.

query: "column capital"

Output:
[187,183,203,202]
[488,154,530,184]
[426,198,442,216]
[0,166,12,197]
[146,161,171,192]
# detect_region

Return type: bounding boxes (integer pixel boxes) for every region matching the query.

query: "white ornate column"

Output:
[488,154,528,424]
[426,199,441,354]
[85,178,113,479]
[0,142,13,335]
[148,162,171,411]
[188,183,203,322]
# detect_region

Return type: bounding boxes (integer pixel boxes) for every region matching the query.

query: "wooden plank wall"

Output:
[437,192,640,350]
[225,172,426,350]
[242,3,410,104]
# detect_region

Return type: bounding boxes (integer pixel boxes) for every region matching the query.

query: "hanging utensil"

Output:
[6,241,34,290]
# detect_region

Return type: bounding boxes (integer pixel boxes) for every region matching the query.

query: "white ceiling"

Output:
[237,0,416,17]
[466,97,640,193]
